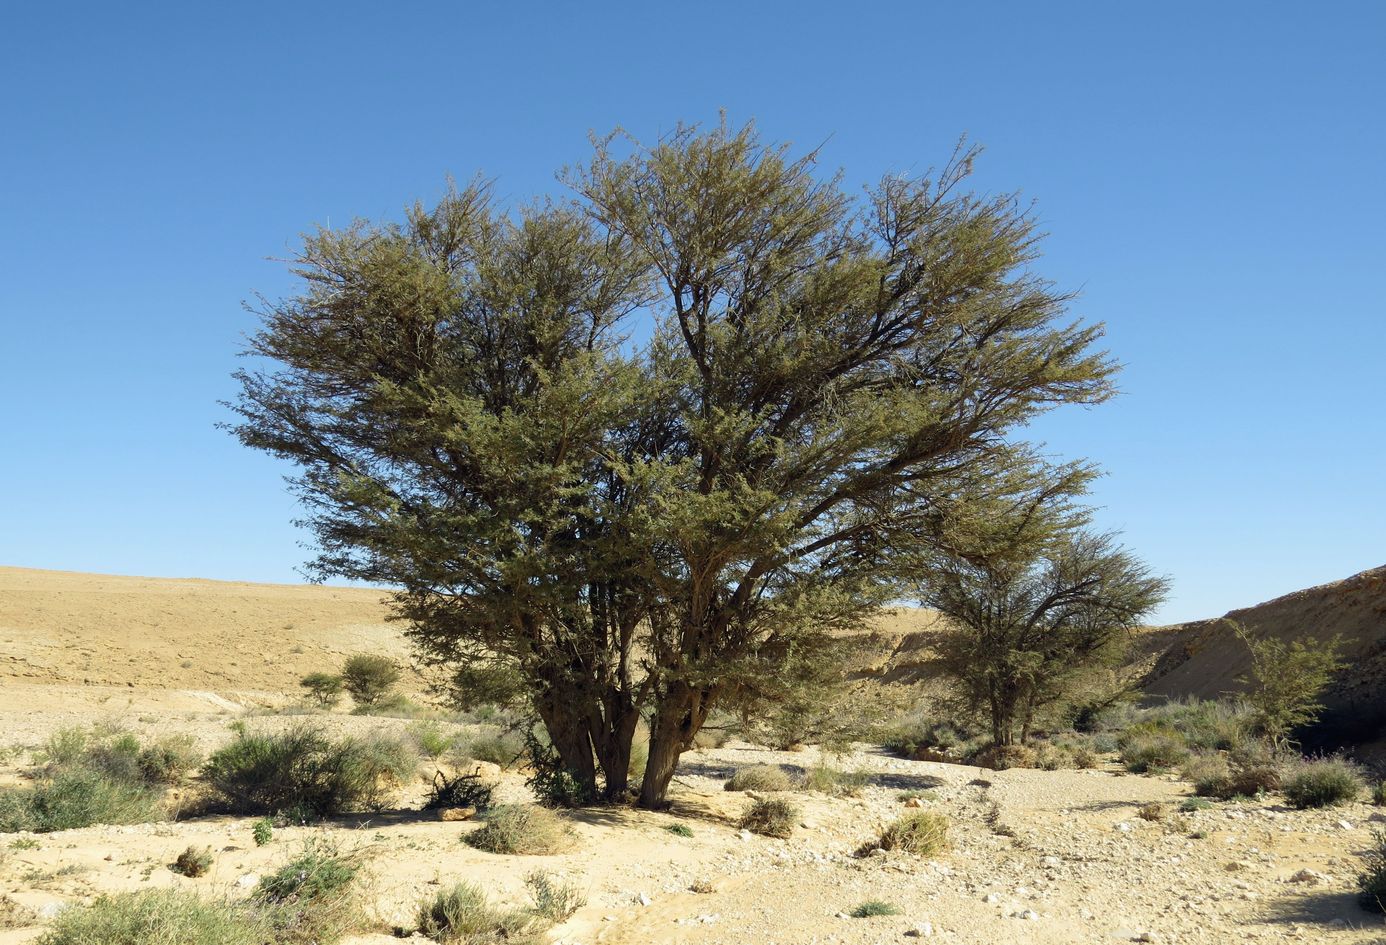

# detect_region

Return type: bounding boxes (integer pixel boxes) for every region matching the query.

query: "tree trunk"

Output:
[595,705,641,803]
[535,697,598,799]
[638,682,710,808]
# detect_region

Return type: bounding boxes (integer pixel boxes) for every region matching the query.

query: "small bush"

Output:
[1373,781,1386,806]
[1282,757,1363,809]
[202,725,418,817]
[416,882,541,944]
[460,729,526,769]
[1071,745,1100,769]
[255,842,357,904]
[849,900,901,918]
[801,764,868,796]
[738,798,797,838]
[299,673,344,709]
[341,654,401,708]
[973,744,1037,770]
[411,722,456,759]
[864,811,949,857]
[664,823,693,838]
[1137,802,1164,822]
[136,735,202,785]
[36,889,265,945]
[465,804,573,855]
[1358,830,1386,914]
[252,818,273,846]
[1181,797,1212,812]
[724,764,793,792]
[426,769,496,812]
[525,870,585,922]
[172,845,213,877]
[0,769,161,833]
[1120,728,1191,773]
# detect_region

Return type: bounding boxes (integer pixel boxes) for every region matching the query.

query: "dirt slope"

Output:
[0,566,405,699]
[1139,564,1386,749]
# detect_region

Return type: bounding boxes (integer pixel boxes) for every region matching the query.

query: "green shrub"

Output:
[299,673,344,709]
[410,722,456,759]
[0,769,161,833]
[202,725,417,817]
[800,764,868,796]
[41,727,91,768]
[465,804,573,855]
[136,735,203,785]
[664,823,693,838]
[252,818,274,846]
[1282,757,1363,809]
[849,900,901,918]
[864,811,949,857]
[35,889,265,945]
[417,882,542,944]
[738,797,797,838]
[723,764,793,792]
[460,728,526,769]
[1180,797,1212,812]
[341,654,401,708]
[1119,728,1191,773]
[524,870,585,921]
[1374,781,1386,806]
[172,846,213,878]
[253,842,360,944]
[1358,830,1386,914]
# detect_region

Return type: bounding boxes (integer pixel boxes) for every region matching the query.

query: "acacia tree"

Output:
[232,121,1122,808]
[920,470,1169,745]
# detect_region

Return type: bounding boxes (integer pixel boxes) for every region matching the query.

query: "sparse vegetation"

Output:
[464,804,573,855]
[664,823,694,838]
[172,845,213,877]
[1358,830,1386,914]
[35,889,265,945]
[1137,802,1164,822]
[524,870,585,922]
[410,721,456,758]
[416,882,542,944]
[738,797,798,839]
[1373,781,1386,806]
[863,811,949,857]
[1234,623,1344,748]
[1119,728,1191,773]
[253,841,361,944]
[1281,757,1363,809]
[202,725,418,817]
[425,768,496,813]
[849,900,902,918]
[800,764,868,796]
[340,654,401,709]
[723,764,793,792]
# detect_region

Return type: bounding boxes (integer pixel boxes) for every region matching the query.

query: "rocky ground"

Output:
[0,699,1382,945]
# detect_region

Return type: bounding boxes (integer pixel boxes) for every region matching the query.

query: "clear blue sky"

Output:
[1,1,1381,624]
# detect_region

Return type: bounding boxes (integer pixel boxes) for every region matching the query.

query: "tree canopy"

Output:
[231,121,1123,806]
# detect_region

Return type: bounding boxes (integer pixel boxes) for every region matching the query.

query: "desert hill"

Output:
[0,566,404,698]
[1137,564,1386,749]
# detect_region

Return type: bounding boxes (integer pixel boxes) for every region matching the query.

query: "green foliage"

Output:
[298,672,344,709]
[340,654,401,709]
[172,846,213,877]
[464,804,573,855]
[738,798,798,839]
[0,769,162,833]
[136,735,203,785]
[849,901,901,918]
[1180,797,1213,812]
[410,722,456,759]
[202,725,418,817]
[865,812,949,857]
[1119,727,1191,773]
[1186,741,1284,799]
[416,883,542,944]
[801,764,868,797]
[664,823,694,838]
[253,841,361,944]
[232,121,1125,809]
[1373,781,1386,806]
[1358,830,1386,914]
[252,818,274,846]
[524,871,586,922]
[461,728,526,769]
[35,889,265,945]
[254,843,357,904]
[1281,757,1363,809]
[1233,623,1344,748]
[723,765,793,792]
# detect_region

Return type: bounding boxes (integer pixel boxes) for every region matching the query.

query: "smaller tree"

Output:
[920,468,1168,746]
[299,672,344,709]
[341,655,401,709]
[1233,622,1343,748]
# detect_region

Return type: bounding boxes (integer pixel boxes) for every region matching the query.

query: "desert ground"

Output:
[1,566,1383,944]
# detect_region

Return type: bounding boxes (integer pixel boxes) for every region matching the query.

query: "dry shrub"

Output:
[1137,802,1164,822]
[465,804,573,855]
[973,744,1036,771]
[416,882,542,944]
[860,811,949,857]
[738,798,797,838]
[172,845,213,877]
[1282,757,1363,809]
[723,764,793,792]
